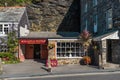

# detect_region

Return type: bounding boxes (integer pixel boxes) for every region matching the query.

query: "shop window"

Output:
[57,42,85,58]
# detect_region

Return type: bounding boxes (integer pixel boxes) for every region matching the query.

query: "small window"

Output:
[4,24,8,27]
[0,24,3,34]
[85,20,88,30]
[4,27,9,34]
[106,9,113,29]
[84,3,88,12]
[93,0,98,6]
[93,14,98,33]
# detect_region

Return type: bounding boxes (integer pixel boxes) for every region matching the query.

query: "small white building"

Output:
[0,7,29,52]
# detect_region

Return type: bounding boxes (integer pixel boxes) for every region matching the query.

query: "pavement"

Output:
[0,60,120,79]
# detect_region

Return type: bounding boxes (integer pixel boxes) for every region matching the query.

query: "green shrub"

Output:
[0,52,20,64]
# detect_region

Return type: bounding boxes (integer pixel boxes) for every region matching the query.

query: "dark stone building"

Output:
[80,0,120,68]
[81,0,120,34]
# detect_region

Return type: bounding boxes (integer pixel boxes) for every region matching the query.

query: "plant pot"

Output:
[82,56,91,65]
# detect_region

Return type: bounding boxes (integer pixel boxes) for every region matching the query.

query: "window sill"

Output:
[0,34,7,36]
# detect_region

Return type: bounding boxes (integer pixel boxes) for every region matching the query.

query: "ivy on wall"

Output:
[0,37,4,45]
[7,31,18,54]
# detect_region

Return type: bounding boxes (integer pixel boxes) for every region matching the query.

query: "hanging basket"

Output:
[48,43,55,49]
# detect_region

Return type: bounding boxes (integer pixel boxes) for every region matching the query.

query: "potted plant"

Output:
[82,56,91,65]
[78,30,92,64]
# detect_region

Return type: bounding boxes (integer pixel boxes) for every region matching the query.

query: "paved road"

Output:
[5,72,120,80]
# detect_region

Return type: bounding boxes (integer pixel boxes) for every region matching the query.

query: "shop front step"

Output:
[103,63,120,69]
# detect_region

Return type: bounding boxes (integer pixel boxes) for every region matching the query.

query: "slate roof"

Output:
[20,32,80,39]
[0,7,25,22]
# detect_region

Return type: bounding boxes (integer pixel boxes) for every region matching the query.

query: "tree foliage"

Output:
[7,31,18,54]
[0,0,32,6]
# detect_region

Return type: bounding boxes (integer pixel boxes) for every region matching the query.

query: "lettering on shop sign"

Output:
[19,39,46,44]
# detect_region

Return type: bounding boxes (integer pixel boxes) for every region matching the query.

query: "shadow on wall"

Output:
[57,0,80,32]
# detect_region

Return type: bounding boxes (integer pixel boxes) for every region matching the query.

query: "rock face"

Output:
[27,0,80,32]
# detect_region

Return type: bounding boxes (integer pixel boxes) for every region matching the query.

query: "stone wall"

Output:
[27,0,80,32]
[81,0,120,34]
[48,41,56,60]
[101,40,107,65]
[57,58,81,65]
[48,39,83,65]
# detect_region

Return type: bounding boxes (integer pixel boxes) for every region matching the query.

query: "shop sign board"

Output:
[19,39,46,44]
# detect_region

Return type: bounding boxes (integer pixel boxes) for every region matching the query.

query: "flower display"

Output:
[82,56,91,65]
[79,30,92,52]
[80,30,91,41]
[48,43,55,49]
[78,30,92,65]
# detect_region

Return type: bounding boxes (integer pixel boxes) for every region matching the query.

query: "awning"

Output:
[93,30,119,41]
[19,39,47,44]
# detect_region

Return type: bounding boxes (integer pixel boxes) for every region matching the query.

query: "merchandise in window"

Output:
[57,42,85,58]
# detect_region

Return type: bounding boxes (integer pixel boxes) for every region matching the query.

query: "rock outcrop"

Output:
[27,0,80,32]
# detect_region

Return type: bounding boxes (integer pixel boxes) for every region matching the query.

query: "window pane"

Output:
[93,0,97,6]
[85,20,88,30]
[4,27,9,34]
[57,42,85,58]
[0,24,3,34]
[93,15,98,33]
[4,24,8,27]
[106,9,113,29]
[84,3,88,12]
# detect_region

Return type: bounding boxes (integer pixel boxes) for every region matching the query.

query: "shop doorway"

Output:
[25,44,34,59]
[107,39,112,62]
[34,44,41,59]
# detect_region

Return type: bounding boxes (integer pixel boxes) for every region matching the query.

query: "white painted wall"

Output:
[102,31,119,40]
[20,25,29,36]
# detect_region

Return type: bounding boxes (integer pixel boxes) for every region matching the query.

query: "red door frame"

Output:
[19,39,48,59]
